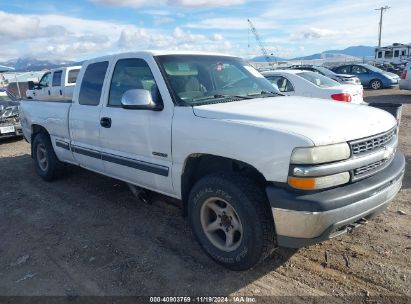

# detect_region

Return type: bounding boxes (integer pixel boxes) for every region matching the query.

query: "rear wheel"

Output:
[189,173,276,270]
[370,79,383,90]
[33,133,65,181]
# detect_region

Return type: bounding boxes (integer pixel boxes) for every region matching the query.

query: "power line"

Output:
[375,6,391,48]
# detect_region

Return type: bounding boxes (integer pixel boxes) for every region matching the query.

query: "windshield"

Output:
[365,64,385,73]
[297,71,340,88]
[156,55,280,105]
[0,92,18,106]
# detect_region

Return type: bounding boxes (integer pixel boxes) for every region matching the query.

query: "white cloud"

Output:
[117,25,232,54]
[186,17,278,30]
[290,28,343,41]
[212,34,224,41]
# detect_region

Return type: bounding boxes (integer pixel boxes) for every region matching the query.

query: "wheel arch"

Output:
[180,153,267,216]
[369,78,383,88]
[31,124,50,157]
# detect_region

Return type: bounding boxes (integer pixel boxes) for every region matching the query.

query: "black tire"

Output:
[32,133,65,181]
[188,173,276,271]
[370,79,383,90]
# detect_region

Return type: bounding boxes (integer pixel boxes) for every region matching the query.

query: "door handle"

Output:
[100,117,112,128]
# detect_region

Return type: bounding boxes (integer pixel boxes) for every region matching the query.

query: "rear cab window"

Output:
[67,69,80,84]
[78,61,109,106]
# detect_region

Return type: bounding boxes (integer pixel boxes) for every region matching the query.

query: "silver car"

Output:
[289,65,361,85]
[399,61,411,90]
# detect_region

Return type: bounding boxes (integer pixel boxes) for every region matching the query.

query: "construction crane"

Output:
[247,18,274,66]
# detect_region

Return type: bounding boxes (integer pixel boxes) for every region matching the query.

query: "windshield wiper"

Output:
[246,91,283,97]
[191,94,253,104]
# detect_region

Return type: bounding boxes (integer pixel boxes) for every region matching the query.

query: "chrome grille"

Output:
[350,127,396,156]
[353,158,389,177]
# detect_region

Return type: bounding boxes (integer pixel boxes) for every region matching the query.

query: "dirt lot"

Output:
[0,88,410,300]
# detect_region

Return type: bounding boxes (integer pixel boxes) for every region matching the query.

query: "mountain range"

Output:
[0,58,80,72]
[1,45,376,71]
[251,45,375,62]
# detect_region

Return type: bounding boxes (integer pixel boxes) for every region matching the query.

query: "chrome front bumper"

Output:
[266,152,405,248]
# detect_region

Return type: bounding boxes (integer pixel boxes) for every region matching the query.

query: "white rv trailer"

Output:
[375,43,411,64]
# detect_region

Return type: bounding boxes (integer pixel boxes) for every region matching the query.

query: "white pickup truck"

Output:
[26,66,81,101]
[19,51,405,270]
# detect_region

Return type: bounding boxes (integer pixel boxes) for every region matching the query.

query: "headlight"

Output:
[288,172,350,190]
[290,143,350,165]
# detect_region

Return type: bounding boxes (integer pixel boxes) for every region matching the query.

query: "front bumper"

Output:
[384,78,400,87]
[0,122,22,139]
[399,79,411,90]
[266,152,405,248]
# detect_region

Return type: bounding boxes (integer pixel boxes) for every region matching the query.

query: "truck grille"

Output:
[350,127,396,156]
[353,158,390,178]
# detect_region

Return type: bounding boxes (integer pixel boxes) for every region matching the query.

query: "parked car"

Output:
[287,65,361,85]
[332,64,400,90]
[26,66,81,101]
[372,62,402,76]
[261,70,364,104]
[19,51,405,270]
[399,61,411,90]
[0,89,22,138]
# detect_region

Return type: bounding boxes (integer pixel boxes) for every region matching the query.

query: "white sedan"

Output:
[261,70,365,104]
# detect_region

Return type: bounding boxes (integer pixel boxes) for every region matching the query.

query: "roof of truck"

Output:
[86,50,239,63]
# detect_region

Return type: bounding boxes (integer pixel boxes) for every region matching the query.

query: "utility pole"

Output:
[375,6,390,47]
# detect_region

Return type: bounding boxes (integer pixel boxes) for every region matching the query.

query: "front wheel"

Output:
[188,173,276,270]
[370,79,383,90]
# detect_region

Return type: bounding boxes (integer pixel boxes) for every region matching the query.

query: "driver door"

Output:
[98,56,174,194]
[351,65,370,85]
[35,72,52,100]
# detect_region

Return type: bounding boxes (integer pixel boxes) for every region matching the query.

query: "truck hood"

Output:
[192,96,396,146]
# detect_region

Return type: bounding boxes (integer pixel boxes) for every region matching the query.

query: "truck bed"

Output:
[19,99,72,143]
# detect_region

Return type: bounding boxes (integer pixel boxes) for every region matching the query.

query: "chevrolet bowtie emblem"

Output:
[383,146,394,159]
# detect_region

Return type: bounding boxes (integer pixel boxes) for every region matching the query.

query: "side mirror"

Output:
[120,89,161,110]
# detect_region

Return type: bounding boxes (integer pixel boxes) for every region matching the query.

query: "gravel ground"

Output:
[0,88,410,300]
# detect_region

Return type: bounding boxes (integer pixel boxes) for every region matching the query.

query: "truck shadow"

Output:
[365,94,411,104]
[0,154,296,297]
[402,155,411,190]
[0,136,23,145]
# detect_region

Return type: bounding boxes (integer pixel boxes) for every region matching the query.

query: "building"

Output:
[375,43,411,64]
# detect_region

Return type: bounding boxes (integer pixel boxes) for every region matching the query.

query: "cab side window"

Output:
[108,58,162,107]
[52,71,62,87]
[352,65,368,74]
[337,66,351,74]
[78,61,109,106]
[39,72,51,88]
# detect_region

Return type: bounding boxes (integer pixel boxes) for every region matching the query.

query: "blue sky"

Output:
[0,0,410,61]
